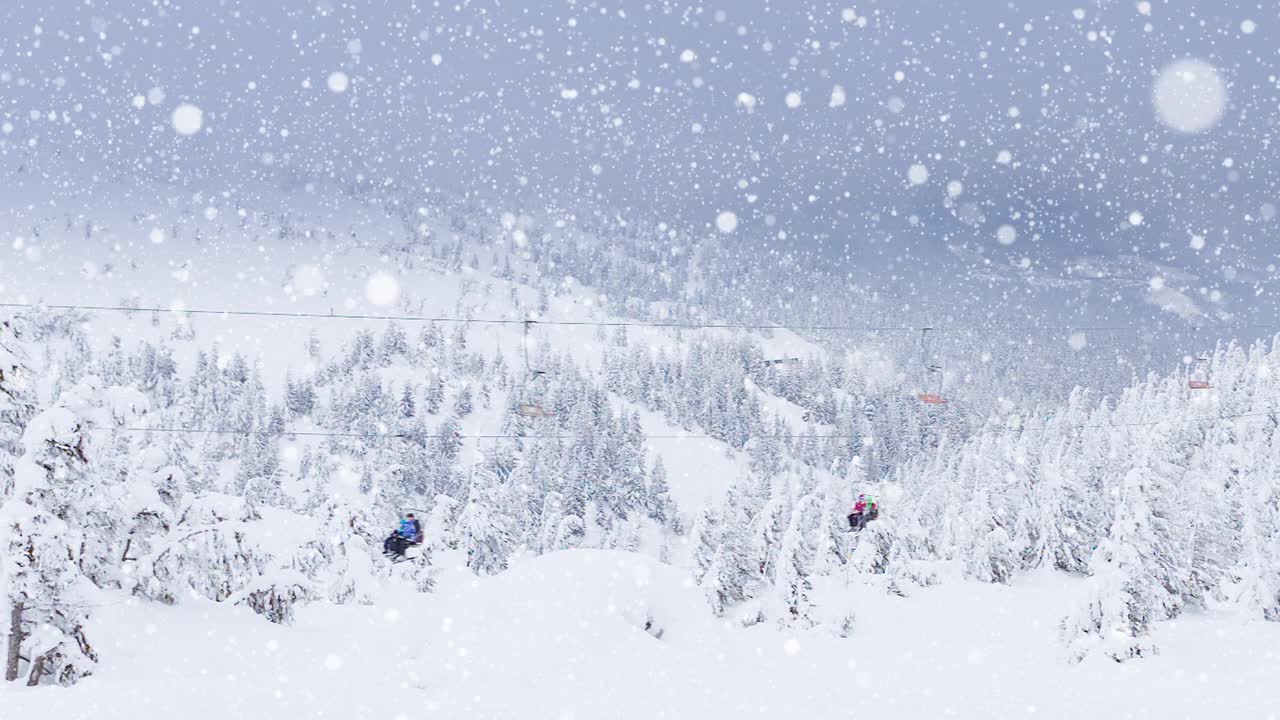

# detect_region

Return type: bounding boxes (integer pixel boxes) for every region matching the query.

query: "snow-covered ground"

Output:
[5,550,1277,719]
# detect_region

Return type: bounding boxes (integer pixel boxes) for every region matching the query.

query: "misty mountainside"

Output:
[2,185,1279,693]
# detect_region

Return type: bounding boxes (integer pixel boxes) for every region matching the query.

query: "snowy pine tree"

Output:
[425,375,445,415]
[1062,441,1177,662]
[294,499,382,604]
[422,493,460,556]
[690,506,721,583]
[456,470,511,575]
[2,386,112,685]
[774,495,820,627]
[453,385,474,418]
[399,385,416,419]
[646,456,674,527]
[0,320,36,500]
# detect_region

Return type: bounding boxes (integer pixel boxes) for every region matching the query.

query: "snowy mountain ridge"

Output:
[1,183,1279,714]
[0,185,896,685]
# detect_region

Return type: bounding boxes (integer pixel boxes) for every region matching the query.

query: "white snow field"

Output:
[4,550,1277,720]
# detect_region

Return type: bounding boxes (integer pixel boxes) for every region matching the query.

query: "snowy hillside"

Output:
[4,551,1278,719]
[3,186,1280,716]
[0,186,930,687]
[6,1,1280,715]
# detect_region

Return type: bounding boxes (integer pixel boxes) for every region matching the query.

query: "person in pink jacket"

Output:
[847,494,879,531]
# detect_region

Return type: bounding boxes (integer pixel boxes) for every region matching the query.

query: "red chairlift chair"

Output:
[1188,357,1212,390]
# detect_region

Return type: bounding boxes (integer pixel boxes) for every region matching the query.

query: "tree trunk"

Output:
[25,653,45,686]
[5,602,23,682]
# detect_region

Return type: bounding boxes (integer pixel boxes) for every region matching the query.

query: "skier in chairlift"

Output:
[383,513,423,559]
[847,494,880,531]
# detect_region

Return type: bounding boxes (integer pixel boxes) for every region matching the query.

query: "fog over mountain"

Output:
[4,1,1277,360]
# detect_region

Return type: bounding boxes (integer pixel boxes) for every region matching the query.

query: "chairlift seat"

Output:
[1188,380,1211,390]
[517,403,556,417]
[917,393,948,405]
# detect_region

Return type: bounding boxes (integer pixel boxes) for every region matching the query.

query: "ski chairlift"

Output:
[847,493,880,532]
[515,321,558,418]
[383,510,425,563]
[758,357,800,368]
[916,328,948,405]
[1188,357,1212,390]
[516,369,557,418]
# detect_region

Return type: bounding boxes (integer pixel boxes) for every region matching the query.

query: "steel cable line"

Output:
[12,301,1275,442]
[83,404,1280,443]
[0,300,918,331]
[0,301,1257,335]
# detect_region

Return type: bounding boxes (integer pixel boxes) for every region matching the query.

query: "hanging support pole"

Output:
[917,327,947,405]
[523,319,534,375]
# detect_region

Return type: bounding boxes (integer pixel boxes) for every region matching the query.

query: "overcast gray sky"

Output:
[2,0,1277,336]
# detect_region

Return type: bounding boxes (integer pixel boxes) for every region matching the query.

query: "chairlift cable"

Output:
[1,301,1267,336]
[84,405,1280,442]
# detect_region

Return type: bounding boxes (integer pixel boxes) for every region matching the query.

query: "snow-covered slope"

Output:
[4,550,1278,719]
[0,183,892,517]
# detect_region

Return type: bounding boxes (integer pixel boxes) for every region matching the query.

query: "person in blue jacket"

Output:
[383,513,423,558]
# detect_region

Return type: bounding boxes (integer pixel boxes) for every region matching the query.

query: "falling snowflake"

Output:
[295,265,326,296]
[171,103,203,135]
[366,272,401,306]
[1153,58,1227,133]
